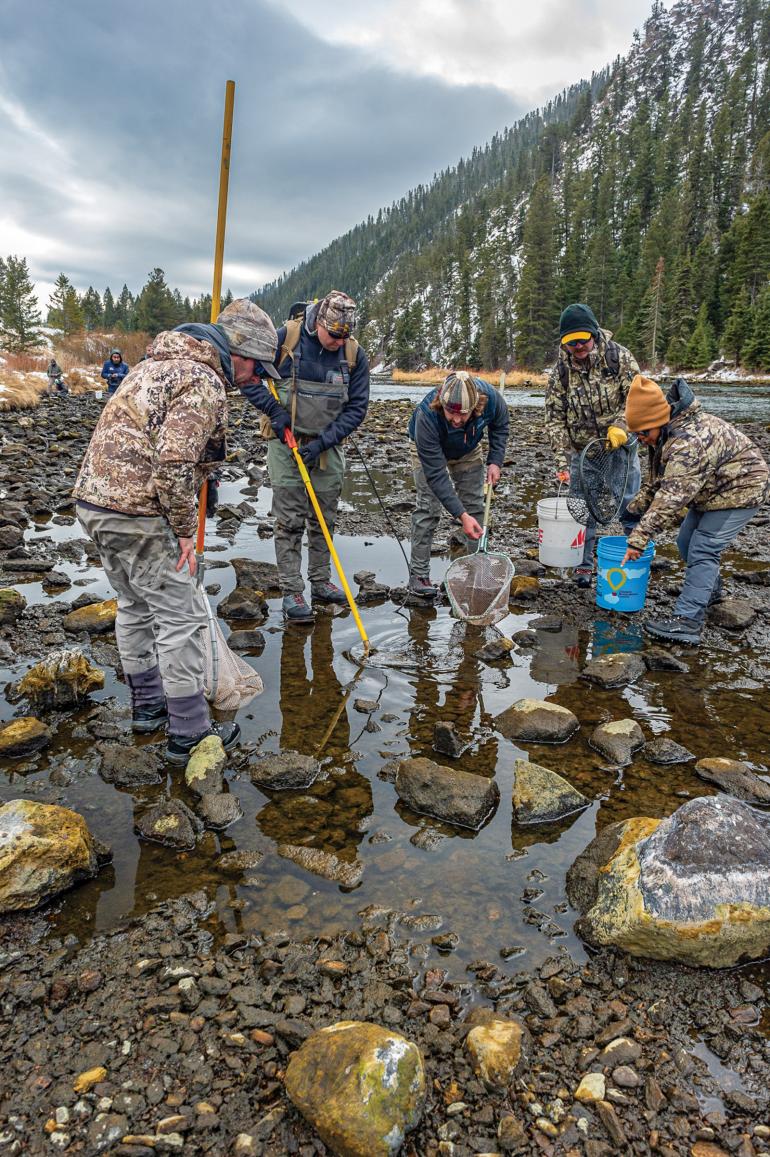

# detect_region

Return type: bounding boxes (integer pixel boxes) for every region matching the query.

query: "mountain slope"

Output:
[256,0,770,371]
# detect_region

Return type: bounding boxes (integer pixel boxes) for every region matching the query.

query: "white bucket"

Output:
[536,496,587,568]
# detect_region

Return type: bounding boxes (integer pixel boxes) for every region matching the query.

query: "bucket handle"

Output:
[554,480,567,520]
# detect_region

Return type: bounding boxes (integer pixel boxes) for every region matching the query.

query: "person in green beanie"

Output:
[544,302,641,586]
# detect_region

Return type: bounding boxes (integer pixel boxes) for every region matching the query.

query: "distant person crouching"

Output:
[47,358,67,393]
[101,348,130,396]
[622,375,770,646]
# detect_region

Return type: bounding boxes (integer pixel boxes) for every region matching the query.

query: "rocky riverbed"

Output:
[1,391,770,1155]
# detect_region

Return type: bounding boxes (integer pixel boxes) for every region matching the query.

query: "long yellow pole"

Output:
[198,80,235,577]
[266,385,369,654]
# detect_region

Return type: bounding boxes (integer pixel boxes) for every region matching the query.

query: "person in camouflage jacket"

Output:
[622,375,770,645]
[74,299,280,760]
[544,303,642,584]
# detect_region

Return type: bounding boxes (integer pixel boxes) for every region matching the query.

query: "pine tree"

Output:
[0,256,43,352]
[742,284,770,369]
[135,269,178,334]
[47,273,83,334]
[638,257,666,367]
[722,286,753,364]
[685,302,717,368]
[115,284,136,332]
[80,287,103,331]
[514,177,558,367]
[102,287,117,328]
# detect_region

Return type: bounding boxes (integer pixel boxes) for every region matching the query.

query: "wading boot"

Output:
[644,615,703,646]
[311,581,347,605]
[408,573,438,599]
[166,720,241,765]
[573,566,593,589]
[282,592,314,622]
[132,701,168,734]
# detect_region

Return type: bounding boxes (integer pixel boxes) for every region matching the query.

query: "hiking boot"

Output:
[408,573,438,598]
[708,580,724,607]
[311,581,347,605]
[644,615,703,646]
[282,593,314,621]
[574,566,593,589]
[166,720,241,765]
[132,700,168,734]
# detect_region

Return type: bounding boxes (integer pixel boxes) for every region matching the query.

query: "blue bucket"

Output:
[596,535,655,613]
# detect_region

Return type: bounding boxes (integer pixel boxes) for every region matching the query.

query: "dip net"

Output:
[202,599,263,711]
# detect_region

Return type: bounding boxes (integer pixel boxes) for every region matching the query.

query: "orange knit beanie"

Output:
[625,374,671,431]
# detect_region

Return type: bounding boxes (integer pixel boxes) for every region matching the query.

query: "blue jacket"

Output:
[101,359,129,393]
[408,379,510,517]
[241,306,370,450]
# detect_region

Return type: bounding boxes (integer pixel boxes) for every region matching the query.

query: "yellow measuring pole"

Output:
[198,80,236,573]
[265,384,369,654]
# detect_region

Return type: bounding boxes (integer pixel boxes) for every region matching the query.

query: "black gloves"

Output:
[298,439,323,468]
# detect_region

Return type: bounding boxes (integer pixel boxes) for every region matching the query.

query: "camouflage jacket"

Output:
[544,330,640,469]
[74,331,228,537]
[626,380,770,551]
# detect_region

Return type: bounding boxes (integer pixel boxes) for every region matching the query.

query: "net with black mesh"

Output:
[567,437,633,525]
[445,551,514,626]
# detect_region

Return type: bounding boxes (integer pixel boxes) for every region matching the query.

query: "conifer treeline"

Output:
[256,0,770,372]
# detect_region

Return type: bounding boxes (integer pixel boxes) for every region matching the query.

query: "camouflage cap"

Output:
[216,298,280,379]
[316,290,356,338]
[438,370,479,415]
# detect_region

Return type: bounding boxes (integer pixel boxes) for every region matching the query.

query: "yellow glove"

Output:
[606,425,628,450]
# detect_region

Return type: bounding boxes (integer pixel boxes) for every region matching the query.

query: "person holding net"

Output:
[407,370,509,598]
[545,303,641,587]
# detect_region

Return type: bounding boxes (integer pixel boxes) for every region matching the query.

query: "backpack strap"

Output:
[278,317,302,370]
[604,340,620,377]
[338,336,359,385]
[558,358,568,390]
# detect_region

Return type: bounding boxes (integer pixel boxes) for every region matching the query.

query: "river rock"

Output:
[496,698,579,744]
[695,757,770,804]
[395,756,499,830]
[0,799,99,912]
[230,557,282,595]
[0,588,26,626]
[62,598,117,635]
[569,796,770,966]
[184,735,226,796]
[0,525,24,550]
[581,652,645,688]
[197,792,243,830]
[278,844,363,888]
[508,575,539,601]
[476,636,514,663]
[8,649,104,711]
[226,629,265,652]
[99,744,162,787]
[512,759,588,824]
[465,1017,527,1090]
[285,1021,426,1157]
[0,717,51,759]
[250,751,321,791]
[709,598,756,631]
[215,849,264,874]
[643,737,695,765]
[433,721,469,758]
[219,587,268,621]
[134,800,202,850]
[590,719,645,765]
[643,647,689,673]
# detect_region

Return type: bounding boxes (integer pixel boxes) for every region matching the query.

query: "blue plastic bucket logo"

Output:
[596,535,655,613]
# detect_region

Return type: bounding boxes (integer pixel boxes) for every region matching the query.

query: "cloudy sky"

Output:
[0,0,665,312]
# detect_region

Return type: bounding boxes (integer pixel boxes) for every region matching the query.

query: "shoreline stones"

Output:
[643,736,695,765]
[568,796,770,966]
[495,698,579,744]
[285,1021,426,1157]
[0,799,100,911]
[581,651,645,688]
[62,598,117,635]
[250,751,322,792]
[512,759,588,824]
[184,735,226,797]
[394,756,499,830]
[464,1011,528,1090]
[695,757,770,804]
[0,716,51,759]
[134,800,202,850]
[278,844,363,888]
[99,744,162,788]
[8,649,104,711]
[0,588,26,626]
[590,719,645,766]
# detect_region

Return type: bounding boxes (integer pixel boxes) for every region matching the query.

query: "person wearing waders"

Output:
[544,303,641,587]
[101,348,130,396]
[407,370,510,598]
[73,299,280,763]
[240,291,370,622]
[621,374,770,646]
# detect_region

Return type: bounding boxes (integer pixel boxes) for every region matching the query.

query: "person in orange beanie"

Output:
[622,376,770,645]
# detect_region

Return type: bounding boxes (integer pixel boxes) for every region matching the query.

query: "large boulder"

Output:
[0,800,99,912]
[0,588,26,626]
[285,1021,426,1157]
[250,751,322,792]
[581,652,645,689]
[230,557,282,596]
[695,758,770,805]
[512,759,588,824]
[0,717,50,760]
[495,699,579,744]
[8,650,104,711]
[395,757,499,830]
[62,598,117,635]
[568,796,770,966]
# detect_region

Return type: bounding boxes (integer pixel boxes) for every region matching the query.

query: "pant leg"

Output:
[78,508,208,698]
[271,485,308,593]
[675,506,759,621]
[450,461,485,552]
[307,484,340,585]
[676,506,700,564]
[410,464,444,577]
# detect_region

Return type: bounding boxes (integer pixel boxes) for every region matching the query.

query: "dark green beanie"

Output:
[559,303,600,342]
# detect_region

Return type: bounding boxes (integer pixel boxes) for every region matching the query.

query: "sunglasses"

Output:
[326,324,351,339]
[564,338,592,348]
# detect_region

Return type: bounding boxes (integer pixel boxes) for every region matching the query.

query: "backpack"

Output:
[558,339,620,389]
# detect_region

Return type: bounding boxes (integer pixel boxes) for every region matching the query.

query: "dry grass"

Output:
[390,367,547,388]
[2,352,50,374]
[0,372,49,411]
[55,330,151,369]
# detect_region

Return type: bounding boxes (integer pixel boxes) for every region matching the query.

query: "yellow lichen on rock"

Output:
[62,599,117,634]
[465,1018,525,1090]
[0,799,99,912]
